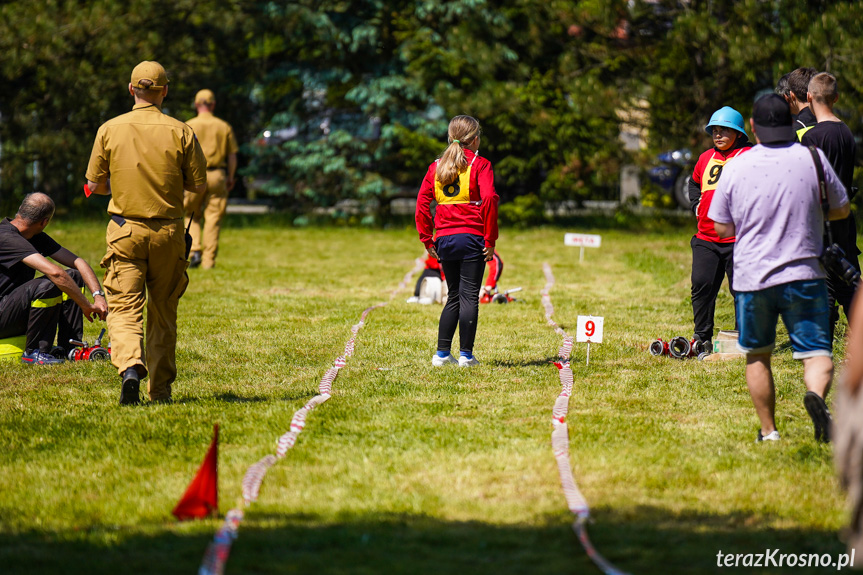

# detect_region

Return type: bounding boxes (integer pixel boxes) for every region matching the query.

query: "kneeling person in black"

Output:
[0,193,108,364]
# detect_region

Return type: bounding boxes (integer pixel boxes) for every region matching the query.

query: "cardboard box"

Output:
[703,330,744,361]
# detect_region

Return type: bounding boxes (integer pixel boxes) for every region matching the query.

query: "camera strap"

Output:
[807,145,835,246]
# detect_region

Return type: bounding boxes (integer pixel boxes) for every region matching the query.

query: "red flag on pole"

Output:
[173,424,219,520]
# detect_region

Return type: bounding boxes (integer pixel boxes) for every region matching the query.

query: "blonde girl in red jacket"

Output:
[415,115,499,367]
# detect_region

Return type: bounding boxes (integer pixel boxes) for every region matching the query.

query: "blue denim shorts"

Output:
[735,279,832,359]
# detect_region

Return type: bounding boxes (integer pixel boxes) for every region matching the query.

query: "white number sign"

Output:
[576,316,604,343]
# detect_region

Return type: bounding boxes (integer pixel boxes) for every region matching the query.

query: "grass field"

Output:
[0,219,854,574]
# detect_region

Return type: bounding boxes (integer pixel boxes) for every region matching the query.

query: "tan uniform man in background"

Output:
[184,89,238,269]
[85,61,207,405]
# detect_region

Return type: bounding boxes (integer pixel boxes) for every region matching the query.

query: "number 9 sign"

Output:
[576,316,604,343]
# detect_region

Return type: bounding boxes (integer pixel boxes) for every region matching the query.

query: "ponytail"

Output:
[436,115,481,186]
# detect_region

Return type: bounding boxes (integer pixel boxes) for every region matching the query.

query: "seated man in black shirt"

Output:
[802,72,860,339]
[0,193,108,364]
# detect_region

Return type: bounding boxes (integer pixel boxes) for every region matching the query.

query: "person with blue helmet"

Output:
[686,106,752,351]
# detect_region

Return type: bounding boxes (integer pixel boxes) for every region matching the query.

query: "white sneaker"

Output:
[458,355,480,367]
[432,353,457,367]
[756,430,781,443]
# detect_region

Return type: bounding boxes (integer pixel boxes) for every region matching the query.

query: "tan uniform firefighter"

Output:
[85,61,207,405]
[184,89,239,269]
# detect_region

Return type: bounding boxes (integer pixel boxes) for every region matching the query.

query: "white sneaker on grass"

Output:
[458,355,480,367]
[756,430,780,443]
[432,353,457,367]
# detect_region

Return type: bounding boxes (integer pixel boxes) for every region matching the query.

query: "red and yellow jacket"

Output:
[688,137,751,243]
[415,149,499,249]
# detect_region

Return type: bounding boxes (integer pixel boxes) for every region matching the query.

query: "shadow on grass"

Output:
[0,507,847,575]
[488,356,562,368]
[157,392,312,405]
[775,340,794,354]
[213,392,269,404]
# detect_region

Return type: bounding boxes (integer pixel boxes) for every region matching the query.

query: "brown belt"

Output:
[111,215,182,225]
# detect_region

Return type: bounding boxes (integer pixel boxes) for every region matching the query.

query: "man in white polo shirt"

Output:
[708,94,850,443]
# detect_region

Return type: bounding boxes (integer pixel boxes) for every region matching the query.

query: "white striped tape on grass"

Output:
[198,256,426,575]
[542,262,630,575]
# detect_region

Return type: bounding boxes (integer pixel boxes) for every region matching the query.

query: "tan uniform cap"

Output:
[195,89,216,105]
[131,61,168,90]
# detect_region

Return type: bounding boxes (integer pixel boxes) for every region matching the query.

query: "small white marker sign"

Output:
[564,233,602,248]
[576,316,604,343]
[564,233,602,262]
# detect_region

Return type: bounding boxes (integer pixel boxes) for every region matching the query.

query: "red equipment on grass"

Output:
[66,328,111,361]
[649,336,710,360]
[649,338,670,356]
[481,287,522,304]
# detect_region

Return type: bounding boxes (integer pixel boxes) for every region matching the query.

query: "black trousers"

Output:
[0,270,84,352]
[691,237,736,341]
[825,214,860,338]
[438,257,486,355]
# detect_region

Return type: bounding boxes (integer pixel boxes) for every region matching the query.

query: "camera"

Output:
[821,243,861,287]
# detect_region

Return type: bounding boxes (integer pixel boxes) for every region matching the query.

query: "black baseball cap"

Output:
[752,94,795,143]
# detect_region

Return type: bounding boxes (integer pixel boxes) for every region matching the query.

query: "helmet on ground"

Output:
[704,106,745,135]
[419,277,448,305]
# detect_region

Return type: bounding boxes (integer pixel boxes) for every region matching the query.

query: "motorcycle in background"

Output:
[647,148,693,210]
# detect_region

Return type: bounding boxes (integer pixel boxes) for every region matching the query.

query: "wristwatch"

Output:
[92,290,106,298]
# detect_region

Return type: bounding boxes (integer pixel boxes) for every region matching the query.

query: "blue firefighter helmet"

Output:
[704,106,746,135]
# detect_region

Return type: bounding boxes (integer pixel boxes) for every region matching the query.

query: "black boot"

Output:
[119,368,140,405]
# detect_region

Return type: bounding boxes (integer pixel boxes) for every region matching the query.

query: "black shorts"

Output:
[435,233,484,261]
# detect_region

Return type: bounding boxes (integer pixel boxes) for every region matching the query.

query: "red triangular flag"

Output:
[172,424,219,520]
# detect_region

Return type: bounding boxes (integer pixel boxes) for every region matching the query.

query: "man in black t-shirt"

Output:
[0,193,107,364]
[802,72,860,339]
[776,67,818,140]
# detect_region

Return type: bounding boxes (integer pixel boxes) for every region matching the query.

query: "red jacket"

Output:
[485,251,502,288]
[424,254,441,271]
[415,149,499,249]
[691,142,751,243]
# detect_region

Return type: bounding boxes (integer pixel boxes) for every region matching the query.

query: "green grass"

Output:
[0,223,854,574]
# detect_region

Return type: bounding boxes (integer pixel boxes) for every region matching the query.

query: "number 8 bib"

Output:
[434,157,476,205]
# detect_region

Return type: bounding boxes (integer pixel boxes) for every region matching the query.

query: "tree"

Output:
[0,0,251,212]
[242,0,635,209]
[2,0,862,215]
